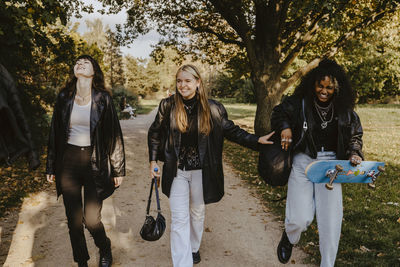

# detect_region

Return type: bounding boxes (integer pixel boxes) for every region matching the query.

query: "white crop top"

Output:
[68,100,91,146]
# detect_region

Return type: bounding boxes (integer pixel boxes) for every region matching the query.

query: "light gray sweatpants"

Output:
[285,151,342,267]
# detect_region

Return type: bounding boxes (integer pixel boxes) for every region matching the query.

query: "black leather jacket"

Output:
[271,95,363,160]
[0,63,40,169]
[148,96,259,204]
[46,88,125,200]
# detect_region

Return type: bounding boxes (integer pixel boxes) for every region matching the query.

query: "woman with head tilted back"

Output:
[46,55,125,267]
[148,64,274,266]
[271,59,363,267]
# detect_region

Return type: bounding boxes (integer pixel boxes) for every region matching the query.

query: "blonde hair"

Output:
[174,64,211,135]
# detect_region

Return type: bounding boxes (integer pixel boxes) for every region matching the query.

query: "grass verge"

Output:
[222,102,400,266]
[137,99,160,114]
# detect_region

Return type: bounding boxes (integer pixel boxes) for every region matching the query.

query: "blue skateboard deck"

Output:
[305,160,385,185]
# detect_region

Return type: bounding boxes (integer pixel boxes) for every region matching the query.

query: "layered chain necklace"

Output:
[314,100,334,129]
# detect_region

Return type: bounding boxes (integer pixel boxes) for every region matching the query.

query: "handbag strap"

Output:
[154,177,162,213]
[145,176,162,215]
[145,178,155,215]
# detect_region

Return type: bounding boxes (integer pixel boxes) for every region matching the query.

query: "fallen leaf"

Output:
[360,246,371,253]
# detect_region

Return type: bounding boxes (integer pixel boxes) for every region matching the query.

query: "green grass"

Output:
[137,98,160,114]
[222,102,400,266]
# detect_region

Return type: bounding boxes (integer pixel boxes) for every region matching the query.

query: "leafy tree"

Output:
[83,18,107,48]
[0,0,100,148]
[103,0,400,134]
[124,55,148,96]
[104,29,125,88]
[337,13,400,103]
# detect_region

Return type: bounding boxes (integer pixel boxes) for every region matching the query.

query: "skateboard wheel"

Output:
[325,183,334,190]
[335,164,344,172]
[368,183,376,189]
[378,166,385,172]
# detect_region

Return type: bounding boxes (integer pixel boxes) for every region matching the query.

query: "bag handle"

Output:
[145,168,162,215]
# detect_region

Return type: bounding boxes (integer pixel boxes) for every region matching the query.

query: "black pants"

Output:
[59,144,109,263]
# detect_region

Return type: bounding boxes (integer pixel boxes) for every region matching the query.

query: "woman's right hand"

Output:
[281,128,293,151]
[46,174,55,183]
[150,161,161,186]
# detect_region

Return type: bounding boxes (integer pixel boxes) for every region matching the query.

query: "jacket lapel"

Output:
[90,89,104,144]
[62,90,75,138]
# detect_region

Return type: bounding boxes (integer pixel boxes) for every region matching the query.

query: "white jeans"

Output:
[285,152,342,267]
[169,169,205,267]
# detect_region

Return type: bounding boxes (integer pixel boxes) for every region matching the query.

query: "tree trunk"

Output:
[253,74,282,136]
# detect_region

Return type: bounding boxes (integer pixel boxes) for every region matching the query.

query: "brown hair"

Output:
[61,55,111,95]
[174,64,211,135]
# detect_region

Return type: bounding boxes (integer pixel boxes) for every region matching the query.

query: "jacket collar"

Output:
[170,102,208,165]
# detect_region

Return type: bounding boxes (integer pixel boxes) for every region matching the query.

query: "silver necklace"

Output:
[314,100,333,120]
[314,101,334,129]
[75,93,91,102]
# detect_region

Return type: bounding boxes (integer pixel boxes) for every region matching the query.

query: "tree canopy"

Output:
[104,0,400,134]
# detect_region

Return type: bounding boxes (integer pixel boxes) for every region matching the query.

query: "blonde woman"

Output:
[148,64,274,267]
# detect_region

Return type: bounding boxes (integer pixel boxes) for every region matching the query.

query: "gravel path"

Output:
[0,109,312,267]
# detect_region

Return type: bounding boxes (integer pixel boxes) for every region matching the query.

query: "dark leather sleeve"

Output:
[216,101,259,151]
[3,64,40,169]
[270,96,299,132]
[346,110,364,160]
[104,93,125,177]
[46,95,60,175]
[148,98,170,162]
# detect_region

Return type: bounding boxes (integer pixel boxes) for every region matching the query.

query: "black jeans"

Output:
[59,144,109,263]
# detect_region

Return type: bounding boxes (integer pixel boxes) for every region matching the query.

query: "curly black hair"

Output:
[61,55,111,95]
[293,59,355,112]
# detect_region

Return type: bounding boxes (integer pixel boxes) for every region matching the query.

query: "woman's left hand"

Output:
[258,131,275,144]
[114,177,124,187]
[349,155,362,166]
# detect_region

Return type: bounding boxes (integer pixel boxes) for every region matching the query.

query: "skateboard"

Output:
[305,160,385,190]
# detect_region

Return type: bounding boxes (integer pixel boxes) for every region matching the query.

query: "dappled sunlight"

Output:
[3,191,53,266]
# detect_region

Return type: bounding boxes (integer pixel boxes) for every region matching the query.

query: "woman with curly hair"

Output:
[46,55,125,267]
[271,59,363,267]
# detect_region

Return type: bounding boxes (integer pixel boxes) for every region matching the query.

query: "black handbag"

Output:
[258,99,307,186]
[140,177,166,241]
[258,134,293,186]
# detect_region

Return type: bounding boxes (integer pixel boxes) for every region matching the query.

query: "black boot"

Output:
[277,231,293,264]
[192,251,201,264]
[78,261,88,267]
[99,238,112,267]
